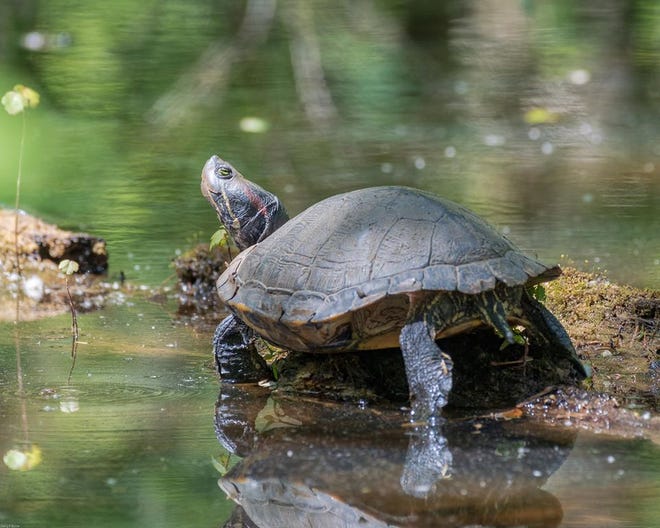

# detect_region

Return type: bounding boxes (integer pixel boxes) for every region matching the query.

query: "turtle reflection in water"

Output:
[201,155,586,420]
[215,386,574,528]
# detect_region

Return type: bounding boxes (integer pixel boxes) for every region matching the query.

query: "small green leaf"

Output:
[528,284,547,303]
[211,453,234,476]
[59,259,79,275]
[523,107,559,124]
[210,228,229,250]
[499,327,527,350]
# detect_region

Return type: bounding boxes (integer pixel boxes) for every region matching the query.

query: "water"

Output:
[1,2,659,526]
[0,1,658,289]
[2,308,659,527]
[0,300,232,527]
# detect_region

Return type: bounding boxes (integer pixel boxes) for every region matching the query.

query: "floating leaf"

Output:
[239,116,269,133]
[14,84,40,108]
[60,397,80,413]
[3,445,42,471]
[523,107,559,125]
[494,408,524,420]
[2,85,40,115]
[2,90,25,115]
[59,259,80,275]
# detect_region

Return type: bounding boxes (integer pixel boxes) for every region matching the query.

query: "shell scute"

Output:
[217,187,558,337]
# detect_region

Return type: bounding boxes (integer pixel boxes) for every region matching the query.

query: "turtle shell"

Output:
[217,187,557,352]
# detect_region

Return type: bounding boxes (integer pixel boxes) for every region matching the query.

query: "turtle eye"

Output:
[217,165,233,179]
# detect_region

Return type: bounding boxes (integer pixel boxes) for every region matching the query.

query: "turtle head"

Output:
[201,155,289,250]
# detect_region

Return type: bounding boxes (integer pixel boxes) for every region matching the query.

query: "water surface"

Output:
[1,2,659,527]
[0,0,658,288]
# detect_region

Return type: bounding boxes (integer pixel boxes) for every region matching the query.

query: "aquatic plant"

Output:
[2,85,43,472]
[59,259,80,375]
[2,84,40,320]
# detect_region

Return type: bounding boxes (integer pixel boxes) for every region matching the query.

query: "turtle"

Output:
[201,155,586,420]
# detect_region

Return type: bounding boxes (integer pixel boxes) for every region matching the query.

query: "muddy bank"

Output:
[0,208,119,321]
[544,267,659,410]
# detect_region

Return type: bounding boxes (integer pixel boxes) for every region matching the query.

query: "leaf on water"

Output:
[239,116,269,133]
[494,408,524,420]
[2,85,40,115]
[14,84,40,108]
[2,90,25,115]
[3,445,43,471]
[523,107,559,125]
[59,259,80,275]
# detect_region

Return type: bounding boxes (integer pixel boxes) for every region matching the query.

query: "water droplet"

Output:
[381,162,393,174]
[607,455,616,464]
[239,116,269,133]
[414,156,426,169]
[528,127,541,140]
[568,69,591,85]
[484,134,505,146]
[579,123,593,136]
[454,80,469,95]
[582,193,594,203]
[444,146,456,158]
[541,142,554,155]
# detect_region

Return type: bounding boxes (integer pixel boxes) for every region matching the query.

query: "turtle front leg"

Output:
[399,318,453,422]
[214,315,273,383]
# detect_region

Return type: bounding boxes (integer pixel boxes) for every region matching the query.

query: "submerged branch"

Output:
[13,112,26,325]
[282,0,337,128]
[149,0,277,128]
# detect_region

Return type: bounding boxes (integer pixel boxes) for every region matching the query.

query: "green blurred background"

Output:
[1,2,659,526]
[1,0,658,288]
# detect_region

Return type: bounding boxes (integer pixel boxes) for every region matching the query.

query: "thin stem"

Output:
[13,112,26,325]
[14,112,26,265]
[65,277,80,349]
[14,326,29,445]
[64,276,79,383]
